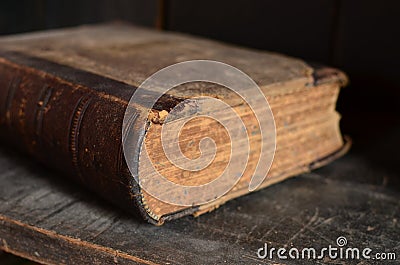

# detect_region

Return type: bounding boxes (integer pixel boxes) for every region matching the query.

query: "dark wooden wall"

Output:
[0,0,157,34]
[1,0,399,147]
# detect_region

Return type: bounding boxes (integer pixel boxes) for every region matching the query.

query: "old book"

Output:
[0,23,349,225]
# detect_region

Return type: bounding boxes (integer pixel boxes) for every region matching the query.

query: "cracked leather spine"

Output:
[0,51,162,224]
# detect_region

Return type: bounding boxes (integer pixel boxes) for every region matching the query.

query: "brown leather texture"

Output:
[0,51,155,222]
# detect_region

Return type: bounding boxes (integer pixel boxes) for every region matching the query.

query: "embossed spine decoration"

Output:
[0,54,146,222]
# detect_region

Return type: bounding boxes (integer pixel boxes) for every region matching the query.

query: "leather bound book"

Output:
[0,23,349,225]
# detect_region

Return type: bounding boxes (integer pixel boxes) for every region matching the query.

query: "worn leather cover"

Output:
[0,23,349,224]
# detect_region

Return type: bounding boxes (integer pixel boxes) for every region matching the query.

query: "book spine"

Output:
[0,52,157,223]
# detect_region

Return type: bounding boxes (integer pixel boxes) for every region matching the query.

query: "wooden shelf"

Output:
[0,145,398,264]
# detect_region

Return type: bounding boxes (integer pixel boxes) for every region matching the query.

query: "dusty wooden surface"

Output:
[0,250,39,264]
[0,138,399,265]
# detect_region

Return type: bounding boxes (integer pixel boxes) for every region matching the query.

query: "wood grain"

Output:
[0,145,398,264]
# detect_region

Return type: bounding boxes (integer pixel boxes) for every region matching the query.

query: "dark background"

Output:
[1,0,399,157]
[1,2,399,263]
